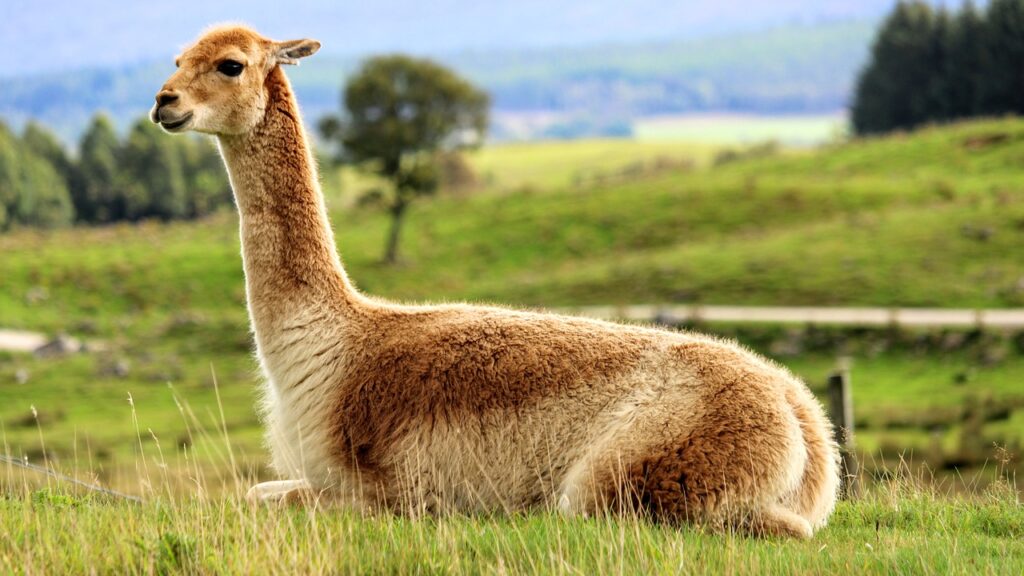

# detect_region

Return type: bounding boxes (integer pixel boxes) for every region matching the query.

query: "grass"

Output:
[3,344,1020,497]
[2,120,1024,570]
[464,139,718,193]
[5,119,1024,332]
[6,133,1024,333]
[1,471,1020,574]
[2,365,1022,574]
[2,120,1024,477]
[326,138,719,205]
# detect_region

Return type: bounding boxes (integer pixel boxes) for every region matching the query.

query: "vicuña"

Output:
[152,25,839,538]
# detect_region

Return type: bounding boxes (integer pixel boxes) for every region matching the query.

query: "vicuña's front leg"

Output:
[246,479,314,505]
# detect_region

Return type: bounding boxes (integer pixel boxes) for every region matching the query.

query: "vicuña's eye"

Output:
[217,60,244,77]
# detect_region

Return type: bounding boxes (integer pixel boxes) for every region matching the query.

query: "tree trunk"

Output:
[384,198,408,264]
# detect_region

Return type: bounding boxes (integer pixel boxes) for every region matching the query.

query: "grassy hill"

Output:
[8,118,1022,328]
[2,119,1024,495]
[309,119,1022,308]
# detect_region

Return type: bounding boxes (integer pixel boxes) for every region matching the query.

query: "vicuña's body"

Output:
[153,25,839,538]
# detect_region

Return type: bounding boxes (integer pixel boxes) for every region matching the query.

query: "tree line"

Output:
[853,0,1024,135]
[0,115,231,231]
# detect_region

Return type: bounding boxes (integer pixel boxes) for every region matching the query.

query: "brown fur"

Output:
[153,25,840,538]
[601,343,804,519]
[329,306,656,482]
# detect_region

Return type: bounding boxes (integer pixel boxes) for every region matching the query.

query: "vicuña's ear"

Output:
[274,39,321,66]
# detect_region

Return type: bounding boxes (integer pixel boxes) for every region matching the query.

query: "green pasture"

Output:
[2,118,1024,496]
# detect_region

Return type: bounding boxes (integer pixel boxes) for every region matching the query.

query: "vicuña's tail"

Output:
[784,385,841,529]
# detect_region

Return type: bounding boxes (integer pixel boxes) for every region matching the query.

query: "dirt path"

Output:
[564,305,1024,328]
[0,330,86,355]
[3,305,1022,353]
[0,329,49,353]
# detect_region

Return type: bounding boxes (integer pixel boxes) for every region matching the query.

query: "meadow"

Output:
[1,118,1023,571]
[1,482,1021,574]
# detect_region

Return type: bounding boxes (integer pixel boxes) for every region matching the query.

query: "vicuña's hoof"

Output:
[246,479,314,506]
[749,505,814,540]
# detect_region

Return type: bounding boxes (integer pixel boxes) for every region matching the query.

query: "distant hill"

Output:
[0,1,904,78]
[0,20,874,144]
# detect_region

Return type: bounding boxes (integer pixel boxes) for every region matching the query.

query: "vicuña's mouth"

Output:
[160,111,193,132]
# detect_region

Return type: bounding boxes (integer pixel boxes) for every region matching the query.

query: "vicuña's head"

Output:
[151,25,320,136]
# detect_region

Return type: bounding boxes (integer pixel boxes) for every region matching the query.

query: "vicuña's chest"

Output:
[254,313,351,481]
[251,307,350,393]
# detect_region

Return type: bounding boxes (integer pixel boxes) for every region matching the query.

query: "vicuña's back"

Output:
[152,25,839,538]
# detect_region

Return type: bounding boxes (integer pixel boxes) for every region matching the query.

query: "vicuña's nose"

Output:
[156,90,179,107]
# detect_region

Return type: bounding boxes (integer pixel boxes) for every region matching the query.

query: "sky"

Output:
[0,0,909,78]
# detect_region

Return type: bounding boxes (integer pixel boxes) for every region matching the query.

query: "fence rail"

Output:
[561,304,1024,328]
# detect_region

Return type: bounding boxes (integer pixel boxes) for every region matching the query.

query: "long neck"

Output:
[217,66,361,331]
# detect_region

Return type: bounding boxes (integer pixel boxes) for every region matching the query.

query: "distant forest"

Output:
[0,116,230,231]
[853,0,1024,134]
[0,21,873,143]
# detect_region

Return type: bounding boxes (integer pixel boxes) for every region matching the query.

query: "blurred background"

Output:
[1,1,1021,495]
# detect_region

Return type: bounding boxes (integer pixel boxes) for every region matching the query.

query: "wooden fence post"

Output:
[828,370,861,499]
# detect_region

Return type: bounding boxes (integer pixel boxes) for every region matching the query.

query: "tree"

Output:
[925,8,953,122]
[0,123,25,231]
[119,119,187,220]
[944,1,987,119]
[321,55,489,263]
[178,136,233,218]
[0,122,73,230]
[76,114,124,223]
[0,115,233,232]
[852,1,939,134]
[978,0,1024,115]
[22,121,88,219]
[22,122,73,180]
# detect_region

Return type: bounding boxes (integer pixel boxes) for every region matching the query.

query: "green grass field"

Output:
[326,138,719,205]
[2,119,1024,472]
[465,139,718,192]
[1,483,1021,574]
[1,119,1023,570]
